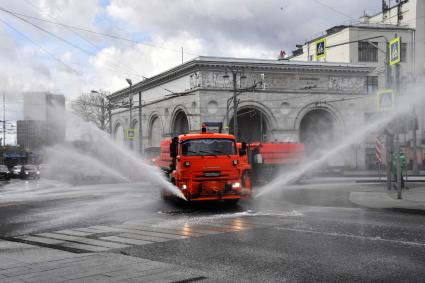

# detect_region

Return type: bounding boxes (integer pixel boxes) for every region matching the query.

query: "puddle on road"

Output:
[154,209,304,229]
[158,210,196,215]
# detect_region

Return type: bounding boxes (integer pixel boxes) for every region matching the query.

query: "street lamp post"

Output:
[223,69,246,139]
[138,91,143,154]
[126,78,133,129]
[232,71,238,138]
[223,69,264,139]
[91,90,112,134]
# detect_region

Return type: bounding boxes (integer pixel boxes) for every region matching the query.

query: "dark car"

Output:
[20,164,40,180]
[144,147,161,164]
[0,165,11,180]
[11,165,22,178]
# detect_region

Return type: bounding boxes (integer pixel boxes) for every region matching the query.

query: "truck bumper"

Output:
[178,180,251,201]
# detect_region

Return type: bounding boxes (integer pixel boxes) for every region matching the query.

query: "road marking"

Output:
[274,227,425,247]
[17,235,64,246]
[100,236,153,246]
[8,216,269,253]
[118,233,171,243]
[116,224,208,237]
[33,233,130,249]
[54,229,93,237]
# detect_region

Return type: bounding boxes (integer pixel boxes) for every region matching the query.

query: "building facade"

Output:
[288,0,425,169]
[109,56,375,169]
[17,92,66,151]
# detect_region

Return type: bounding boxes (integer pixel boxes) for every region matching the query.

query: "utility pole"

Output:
[2,92,4,165]
[108,101,112,134]
[138,91,143,154]
[412,106,418,174]
[2,92,5,148]
[232,71,238,139]
[126,78,133,149]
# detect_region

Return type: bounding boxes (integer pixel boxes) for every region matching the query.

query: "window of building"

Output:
[401,42,407,62]
[358,41,378,62]
[366,76,378,93]
[309,55,313,62]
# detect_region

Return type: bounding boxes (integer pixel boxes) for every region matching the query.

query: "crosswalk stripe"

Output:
[54,229,93,237]
[100,236,152,246]
[17,235,64,245]
[34,233,129,249]
[115,225,206,237]
[118,233,171,243]
[113,229,188,240]
[189,225,240,233]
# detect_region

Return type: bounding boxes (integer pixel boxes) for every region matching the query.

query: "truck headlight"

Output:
[25,172,29,175]
[37,171,40,174]
[233,160,238,165]
[184,161,190,167]
[232,182,241,188]
[182,184,187,190]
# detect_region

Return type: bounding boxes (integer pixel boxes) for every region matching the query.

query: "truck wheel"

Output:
[224,199,239,205]
[161,189,172,201]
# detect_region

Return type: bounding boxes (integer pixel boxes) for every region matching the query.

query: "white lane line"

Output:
[274,227,425,247]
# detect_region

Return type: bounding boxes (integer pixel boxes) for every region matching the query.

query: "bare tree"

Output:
[71,92,110,132]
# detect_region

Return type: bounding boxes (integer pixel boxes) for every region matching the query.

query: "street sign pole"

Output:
[395,62,402,199]
[390,34,402,199]
[385,39,392,190]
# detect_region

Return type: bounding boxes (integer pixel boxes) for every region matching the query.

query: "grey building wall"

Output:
[109,57,374,169]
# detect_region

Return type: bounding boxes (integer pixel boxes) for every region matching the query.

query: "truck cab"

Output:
[161,124,251,203]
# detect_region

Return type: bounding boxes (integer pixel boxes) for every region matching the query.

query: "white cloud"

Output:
[0,0,382,101]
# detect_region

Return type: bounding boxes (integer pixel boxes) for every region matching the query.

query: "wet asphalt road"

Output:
[0,178,424,282]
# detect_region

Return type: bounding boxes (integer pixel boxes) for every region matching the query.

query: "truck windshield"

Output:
[182,139,236,156]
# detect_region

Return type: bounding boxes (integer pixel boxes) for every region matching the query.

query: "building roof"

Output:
[108,56,373,101]
[289,23,413,58]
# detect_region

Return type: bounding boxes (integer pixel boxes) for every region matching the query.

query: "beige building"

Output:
[289,0,425,169]
[108,56,375,169]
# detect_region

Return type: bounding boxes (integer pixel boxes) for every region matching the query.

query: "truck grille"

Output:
[203,171,220,177]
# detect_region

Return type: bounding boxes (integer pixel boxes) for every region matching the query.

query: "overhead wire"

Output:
[310,0,353,19]
[22,0,144,80]
[1,6,149,80]
[0,7,200,57]
[0,17,81,75]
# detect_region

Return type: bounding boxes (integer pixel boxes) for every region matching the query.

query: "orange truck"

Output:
[247,142,305,185]
[157,123,252,203]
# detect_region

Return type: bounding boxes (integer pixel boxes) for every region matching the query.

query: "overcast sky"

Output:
[0,0,382,137]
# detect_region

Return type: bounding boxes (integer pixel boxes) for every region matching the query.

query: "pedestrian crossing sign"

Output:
[390,37,401,65]
[315,38,326,60]
[125,128,136,140]
[377,89,394,111]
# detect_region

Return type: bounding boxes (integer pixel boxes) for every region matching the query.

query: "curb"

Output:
[356,179,425,183]
[349,192,425,213]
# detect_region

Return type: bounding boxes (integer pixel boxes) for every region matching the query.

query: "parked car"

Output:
[20,164,40,180]
[0,165,11,180]
[11,165,22,178]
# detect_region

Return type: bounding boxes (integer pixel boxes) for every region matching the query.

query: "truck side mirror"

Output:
[170,137,178,158]
[239,142,247,156]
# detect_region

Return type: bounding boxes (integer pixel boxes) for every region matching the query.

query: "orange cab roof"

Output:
[178,132,236,141]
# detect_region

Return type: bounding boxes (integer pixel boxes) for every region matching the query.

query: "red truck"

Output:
[157,123,252,203]
[237,142,305,186]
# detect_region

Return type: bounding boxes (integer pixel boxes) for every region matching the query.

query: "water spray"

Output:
[256,82,425,198]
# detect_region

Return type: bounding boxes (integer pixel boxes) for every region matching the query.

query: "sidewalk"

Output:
[349,186,425,212]
[0,240,204,283]
[343,169,425,177]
